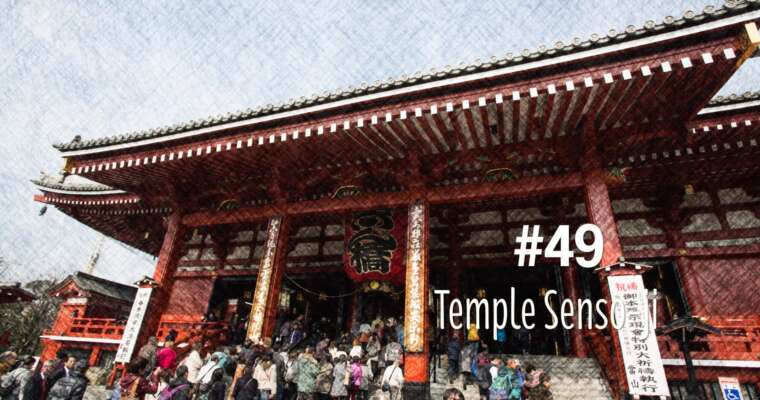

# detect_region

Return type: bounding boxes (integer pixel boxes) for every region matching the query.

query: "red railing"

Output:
[656,318,760,360]
[44,317,125,339]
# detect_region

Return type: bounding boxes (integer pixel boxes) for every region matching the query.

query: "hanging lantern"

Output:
[476,288,487,299]
[279,291,291,309]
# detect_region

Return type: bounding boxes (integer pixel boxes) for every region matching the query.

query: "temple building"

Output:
[33,2,760,398]
[40,272,136,368]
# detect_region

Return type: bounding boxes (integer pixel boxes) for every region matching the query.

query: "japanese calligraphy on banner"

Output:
[247,217,282,342]
[608,275,670,398]
[343,208,406,284]
[115,287,152,363]
[404,202,426,353]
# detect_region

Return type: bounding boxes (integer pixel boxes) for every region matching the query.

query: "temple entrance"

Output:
[460,265,569,355]
[351,281,406,333]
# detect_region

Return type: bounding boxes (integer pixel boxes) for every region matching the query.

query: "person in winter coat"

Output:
[207,369,227,400]
[254,355,278,399]
[232,365,259,400]
[474,353,492,400]
[380,360,403,400]
[459,342,475,390]
[137,337,159,373]
[346,357,362,400]
[156,365,192,400]
[314,357,333,400]
[156,342,177,371]
[179,343,204,384]
[294,348,319,399]
[526,373,552,400]
[118,358,159,400]
[46,360,88,400]
[358,357,373,400]
[329,355,347,399]
[24,359,55,400]
[0,355,34,400]
[446,333,461,385]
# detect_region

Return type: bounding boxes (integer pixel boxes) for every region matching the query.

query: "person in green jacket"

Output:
[294,347,320,399]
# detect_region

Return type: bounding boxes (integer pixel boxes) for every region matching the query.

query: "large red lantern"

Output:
[343,208,406,284]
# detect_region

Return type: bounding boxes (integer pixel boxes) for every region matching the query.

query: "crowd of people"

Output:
[0,314,553,400]
[444,328,553,400]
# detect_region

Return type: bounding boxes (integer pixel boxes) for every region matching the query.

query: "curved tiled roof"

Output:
[32,173,118,192]
[54,0,760,152]
[707,90,760,105]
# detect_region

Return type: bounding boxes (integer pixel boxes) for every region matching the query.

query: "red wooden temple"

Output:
[39,272,136,368]
[33,3,760,398]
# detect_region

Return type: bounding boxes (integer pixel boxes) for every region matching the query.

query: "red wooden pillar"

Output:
[562,264,588,357]
[583,168,628,397]
[136,211,186,352]
[247,216,290,343]
[667,231,708,317]
[403,200,430,399]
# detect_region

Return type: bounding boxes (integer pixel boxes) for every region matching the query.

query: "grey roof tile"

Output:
[53,0,760,152]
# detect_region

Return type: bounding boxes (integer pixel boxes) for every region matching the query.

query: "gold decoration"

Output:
[483,167,515,183]
[332,185,362,199]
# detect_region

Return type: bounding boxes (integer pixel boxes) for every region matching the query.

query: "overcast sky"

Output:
[1,0,757,286]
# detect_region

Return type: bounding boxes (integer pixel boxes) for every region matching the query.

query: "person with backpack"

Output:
[379,359,403,400]
[0,355,34,400]
[47,360,88,400]
[155,365,191,400]
[505,359,523,400]
[488,361,509,400]
[119,358,160,400]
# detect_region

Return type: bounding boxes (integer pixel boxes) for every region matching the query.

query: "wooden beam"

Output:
[182,172,583,227]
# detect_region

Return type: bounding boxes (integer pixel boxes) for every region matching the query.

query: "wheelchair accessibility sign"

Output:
[719,377,743,400]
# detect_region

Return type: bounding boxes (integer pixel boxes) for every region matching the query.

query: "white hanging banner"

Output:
[608,275,670,398]
[115,287,153,363]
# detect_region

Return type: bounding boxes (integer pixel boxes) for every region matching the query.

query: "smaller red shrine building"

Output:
[40,272,136,368]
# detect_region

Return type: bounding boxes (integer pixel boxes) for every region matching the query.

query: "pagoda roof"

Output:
[52,1,760,156]
[0,283,37,304]
[49,271,137,303]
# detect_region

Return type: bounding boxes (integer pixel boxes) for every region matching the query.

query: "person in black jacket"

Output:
[23,359,55,400]
[446,333,461,385]
[46,360,88,400]
[232,364,260,400]
[207,368,227,400]
[160,365,192,400]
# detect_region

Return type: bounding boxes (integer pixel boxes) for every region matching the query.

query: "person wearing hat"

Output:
[0,355,34,400]
[47,360,89,400]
